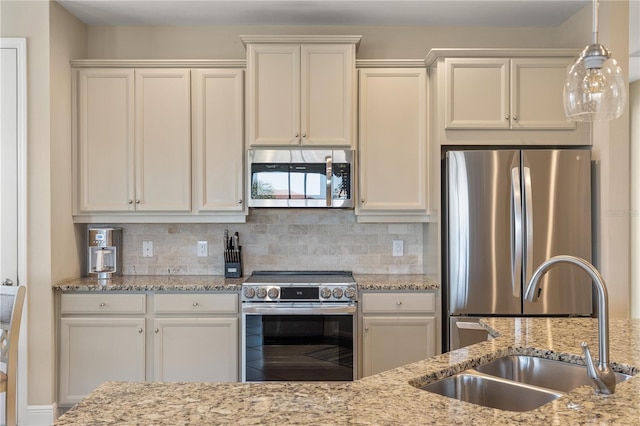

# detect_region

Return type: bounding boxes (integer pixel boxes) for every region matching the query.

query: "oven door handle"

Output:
[242,304,357,315]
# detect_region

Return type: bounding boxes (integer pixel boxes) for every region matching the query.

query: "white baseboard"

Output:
[24,403,57,426]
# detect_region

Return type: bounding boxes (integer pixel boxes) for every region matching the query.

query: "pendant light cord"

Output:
[592,0,599,45]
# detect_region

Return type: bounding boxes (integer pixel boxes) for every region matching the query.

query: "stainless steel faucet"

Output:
[524,255,616,395]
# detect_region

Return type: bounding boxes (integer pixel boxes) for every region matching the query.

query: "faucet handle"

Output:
[581,341,598,380]
[581,341,616,395]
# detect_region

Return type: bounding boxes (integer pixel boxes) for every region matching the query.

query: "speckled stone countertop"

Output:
[52,274,439,292]
[55,317,640,425]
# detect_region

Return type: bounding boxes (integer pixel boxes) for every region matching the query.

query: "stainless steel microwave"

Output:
[248,149,354,208]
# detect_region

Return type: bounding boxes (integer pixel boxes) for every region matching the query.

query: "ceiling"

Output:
[56,0,639,82]
[57,0,589,27]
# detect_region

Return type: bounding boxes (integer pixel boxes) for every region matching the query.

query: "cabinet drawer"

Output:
[153,293,238,314]
[361,292,435,314]
[61,294,146,314]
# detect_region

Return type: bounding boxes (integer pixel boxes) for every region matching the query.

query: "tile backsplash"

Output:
[119,209,427,275]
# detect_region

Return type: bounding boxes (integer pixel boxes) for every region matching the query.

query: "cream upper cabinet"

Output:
[75,68,191,214]
[192,69,244,212]
[246,42,356,147]
[134,69,191,211]
[357,68,428,219]
[76,68,135,212]
[444,57,576,130]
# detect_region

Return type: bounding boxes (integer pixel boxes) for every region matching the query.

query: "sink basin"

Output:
[419,355,634,412]
[475,355,632,393]
[420,371,562,412]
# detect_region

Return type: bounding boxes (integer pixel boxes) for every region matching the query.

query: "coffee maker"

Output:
[88,227,123,279]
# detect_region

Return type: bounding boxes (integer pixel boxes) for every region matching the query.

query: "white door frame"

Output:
[1,37,28,425]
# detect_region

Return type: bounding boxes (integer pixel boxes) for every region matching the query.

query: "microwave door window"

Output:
[290,164,326,200]
[251,164,290,199]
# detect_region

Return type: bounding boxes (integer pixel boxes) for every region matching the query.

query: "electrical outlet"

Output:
[392,240,403,257]
[142,241,153,258]
[197,240,208,257]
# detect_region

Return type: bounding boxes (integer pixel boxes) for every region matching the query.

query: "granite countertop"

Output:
[52,274,439,292]
[55,317,640,425]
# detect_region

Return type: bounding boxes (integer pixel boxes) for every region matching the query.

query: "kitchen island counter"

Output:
[55,317,640,425]
[53,274,439,292]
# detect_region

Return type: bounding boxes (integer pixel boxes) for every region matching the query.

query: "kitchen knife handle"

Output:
[511,167,523,299]
[325,155,333,207]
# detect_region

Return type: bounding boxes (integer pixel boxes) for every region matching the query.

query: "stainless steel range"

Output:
[241,271,357,382]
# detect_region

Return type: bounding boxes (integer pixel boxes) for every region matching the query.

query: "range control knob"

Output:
[320,287,332,299]
[344,287,356,300]
[244,287,256,299]
[332,287,344,299]
[256,287,268,299]
[267,287,280,299]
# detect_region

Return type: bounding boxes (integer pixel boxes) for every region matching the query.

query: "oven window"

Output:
[245,314,354,381]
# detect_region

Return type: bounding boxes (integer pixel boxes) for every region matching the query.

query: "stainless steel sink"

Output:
[420,371,562,412]
[419,355,634,412]
[475,355,632,393]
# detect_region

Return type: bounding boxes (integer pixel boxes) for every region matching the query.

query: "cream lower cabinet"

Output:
[357,68,428,221]
[58,292,239,406]
[58,294,147,406]
[360,292,437,377]
[152,293,238,382]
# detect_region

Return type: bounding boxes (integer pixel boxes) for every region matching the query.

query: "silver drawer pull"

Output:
[154,328,159,333]
[193,302,199,307]
[99,302,106,307]
[138,328,143,334]
[396,301,402,305]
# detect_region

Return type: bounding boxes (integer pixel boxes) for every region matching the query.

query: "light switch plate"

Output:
[197,240,208,257]
[392,240,403,257]
[143,241,153,257]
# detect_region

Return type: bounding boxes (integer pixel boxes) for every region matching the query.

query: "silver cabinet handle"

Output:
[2,278,13,286]
[294,133,299,138]
[138,328,143,333]
[513,115,518,121]
[193,302,199,307]
[135,200,140,204]
[302,133,306,138]
[128,200,133,204]
[364,327,369,332]
[99,302,106,307]
[154,328,159,333]
[397,301,402,305]
[360,199,365,203]
[238,199,243,204]
[505,115,510,120]
[325,155,333,207]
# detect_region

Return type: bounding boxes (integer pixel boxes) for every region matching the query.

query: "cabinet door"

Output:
[444,58,509,129]
[135,69,191,211]
[192,69,245,211]
[358,68,427,212]
[76,69,135,212]
[246,44,300,146]
[153,318,238,382]
[59,317,145,405]
[301,44,355,147]
[510,58,576,129]
[362,316,436,377]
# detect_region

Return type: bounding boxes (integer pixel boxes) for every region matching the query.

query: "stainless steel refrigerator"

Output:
[443,148,593,351]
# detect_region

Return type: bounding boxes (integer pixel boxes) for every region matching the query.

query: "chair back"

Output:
[1,285,26,426]
[1,285,26,366]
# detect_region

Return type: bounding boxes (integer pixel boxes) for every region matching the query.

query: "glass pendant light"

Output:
[563,0,626,121]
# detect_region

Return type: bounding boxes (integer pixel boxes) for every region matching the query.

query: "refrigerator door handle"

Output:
[511,167,523,298]
[523,166,534,286]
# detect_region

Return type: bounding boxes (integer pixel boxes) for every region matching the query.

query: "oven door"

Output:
[242,303,357,382]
